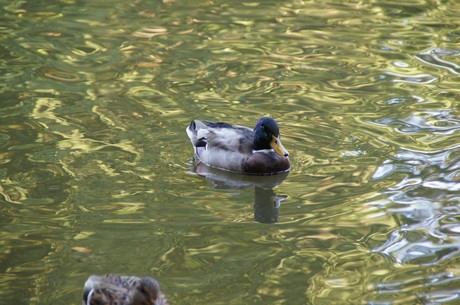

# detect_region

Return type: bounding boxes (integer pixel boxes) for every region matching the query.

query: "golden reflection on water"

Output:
[2,0,460,304]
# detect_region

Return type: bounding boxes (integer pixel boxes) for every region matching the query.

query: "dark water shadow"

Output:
[190,162,288,224]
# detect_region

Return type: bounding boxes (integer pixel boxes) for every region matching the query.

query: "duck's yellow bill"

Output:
[270,136,289,157]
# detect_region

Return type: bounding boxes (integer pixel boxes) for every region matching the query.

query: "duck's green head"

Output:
[253,117,289,157]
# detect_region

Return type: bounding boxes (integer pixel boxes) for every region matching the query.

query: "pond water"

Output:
[2,0,460,304]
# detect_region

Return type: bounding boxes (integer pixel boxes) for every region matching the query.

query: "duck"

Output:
[82,275,168,305]
[186,117,290,175]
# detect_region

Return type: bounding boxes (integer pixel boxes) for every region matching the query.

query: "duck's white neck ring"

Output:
[252,149,274,154]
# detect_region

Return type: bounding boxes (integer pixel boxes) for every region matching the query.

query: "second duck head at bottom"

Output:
[82,274,168,305]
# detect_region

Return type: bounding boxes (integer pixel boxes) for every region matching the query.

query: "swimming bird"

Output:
[82,275,168,305]
[186,117,290,175]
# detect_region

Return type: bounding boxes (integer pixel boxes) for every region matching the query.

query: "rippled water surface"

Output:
[2,1,460,304]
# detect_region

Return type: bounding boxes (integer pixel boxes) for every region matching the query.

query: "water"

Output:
[1,0,460,304]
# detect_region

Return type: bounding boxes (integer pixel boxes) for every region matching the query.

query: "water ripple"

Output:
[370,270,460,304]
[367,108,460,151]
[415,48,460,75]
[384,71,438,84]
[372,146,460,266]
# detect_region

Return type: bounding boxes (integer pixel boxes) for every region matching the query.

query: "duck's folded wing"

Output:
[204,127,253,154]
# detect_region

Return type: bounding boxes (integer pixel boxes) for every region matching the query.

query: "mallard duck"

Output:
[186,117,290,175]
[82,275,168,305]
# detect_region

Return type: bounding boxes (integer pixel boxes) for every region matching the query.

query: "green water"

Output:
[2,0,460,304]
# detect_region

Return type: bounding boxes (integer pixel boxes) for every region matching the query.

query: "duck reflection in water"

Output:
[82,275,168,305]
[192,162,288,223]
